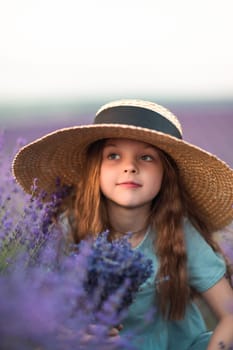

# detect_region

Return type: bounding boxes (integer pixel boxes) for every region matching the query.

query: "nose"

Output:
[124,168,136,173]
[123,160,138,173]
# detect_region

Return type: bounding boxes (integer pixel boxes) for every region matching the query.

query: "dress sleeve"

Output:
[184,220,226,292]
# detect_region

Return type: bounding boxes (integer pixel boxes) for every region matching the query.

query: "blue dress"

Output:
[122,220,226,350]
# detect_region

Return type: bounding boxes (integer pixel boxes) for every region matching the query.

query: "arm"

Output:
[202,277,233,350]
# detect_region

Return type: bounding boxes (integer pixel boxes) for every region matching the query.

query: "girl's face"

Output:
[100,138,164,210]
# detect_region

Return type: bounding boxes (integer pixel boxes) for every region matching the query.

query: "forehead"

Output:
[104,138,156,150]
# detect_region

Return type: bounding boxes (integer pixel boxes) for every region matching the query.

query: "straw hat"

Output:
[12,99,233,231]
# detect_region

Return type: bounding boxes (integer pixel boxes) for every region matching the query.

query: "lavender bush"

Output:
[0,131,153,350]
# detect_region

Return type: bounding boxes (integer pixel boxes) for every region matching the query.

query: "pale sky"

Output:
[0,0,233,102]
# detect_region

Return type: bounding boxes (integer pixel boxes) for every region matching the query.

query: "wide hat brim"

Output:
[12,123,233,231]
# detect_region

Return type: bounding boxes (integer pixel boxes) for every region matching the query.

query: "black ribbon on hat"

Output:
[95,106,182,139]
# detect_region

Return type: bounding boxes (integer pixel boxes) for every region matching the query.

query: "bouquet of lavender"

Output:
[0,131,153,349]
[81,232,153,315]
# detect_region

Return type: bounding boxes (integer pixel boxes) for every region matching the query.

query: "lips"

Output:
[117,181,142,188]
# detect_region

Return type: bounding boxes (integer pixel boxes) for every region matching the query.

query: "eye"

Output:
[141,154,153,161]
[107,153,120,160]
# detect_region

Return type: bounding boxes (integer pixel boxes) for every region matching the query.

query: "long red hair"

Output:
[66,139,231,320]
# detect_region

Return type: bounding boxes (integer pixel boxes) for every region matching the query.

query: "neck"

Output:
[106,201,151,238]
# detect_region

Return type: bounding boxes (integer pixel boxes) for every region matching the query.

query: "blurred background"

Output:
[0,0,232,166]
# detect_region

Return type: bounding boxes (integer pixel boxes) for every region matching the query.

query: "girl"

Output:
[13,99,233,350]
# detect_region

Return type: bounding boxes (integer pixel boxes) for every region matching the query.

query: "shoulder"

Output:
[183,219,213,260]
[183,219,226,292]
[183,218,217,255]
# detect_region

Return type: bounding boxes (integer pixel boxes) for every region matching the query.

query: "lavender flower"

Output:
[0,250,135,350]
[81,231,153,314]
